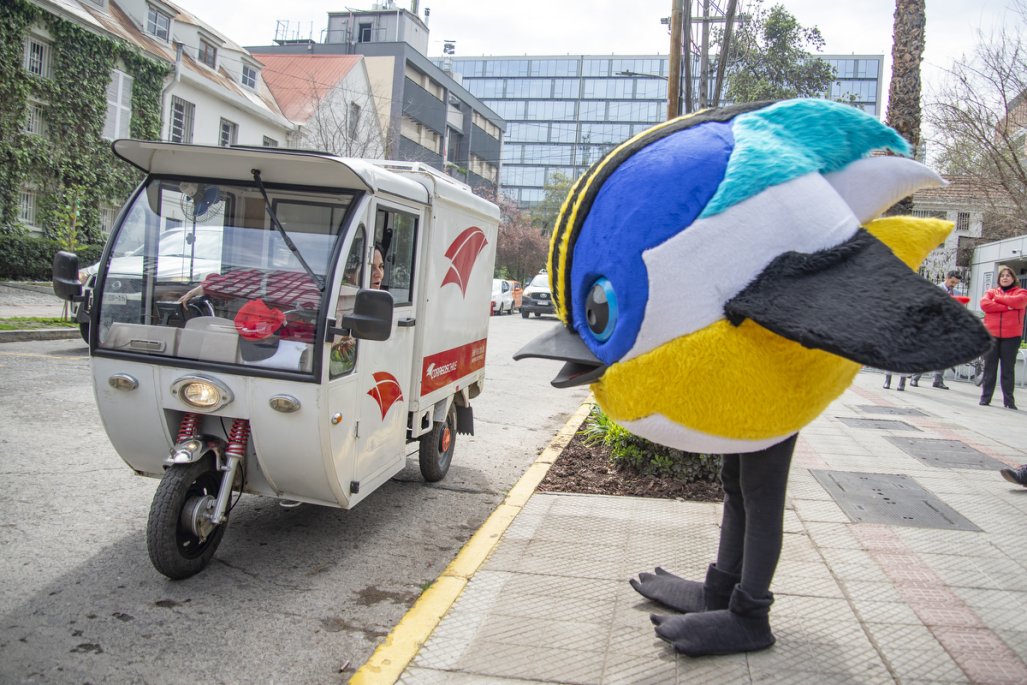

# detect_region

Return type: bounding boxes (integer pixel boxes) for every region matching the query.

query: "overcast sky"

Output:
[172,0,1016,100]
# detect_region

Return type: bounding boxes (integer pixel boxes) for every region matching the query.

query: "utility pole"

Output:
[679,0,740,113]
[667,0,684,120]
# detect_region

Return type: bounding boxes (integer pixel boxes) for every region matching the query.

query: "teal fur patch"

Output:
[701,100,911,219]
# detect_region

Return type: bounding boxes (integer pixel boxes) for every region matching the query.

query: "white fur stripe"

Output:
[620,414,795,454]
[824,157,945,224]
[628,173,860,361]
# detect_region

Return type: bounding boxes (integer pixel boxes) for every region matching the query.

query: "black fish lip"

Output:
[513,323,608,388]
[723,228,991,372]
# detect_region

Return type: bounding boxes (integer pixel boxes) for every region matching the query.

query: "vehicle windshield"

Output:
[529,274,549,288]
[94,178,357,375]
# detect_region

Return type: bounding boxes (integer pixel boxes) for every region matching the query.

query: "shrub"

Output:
[581,405,722,483]
[0,233,103,281]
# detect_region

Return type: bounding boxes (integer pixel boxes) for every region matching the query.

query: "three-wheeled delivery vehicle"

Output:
[52,140,500,579]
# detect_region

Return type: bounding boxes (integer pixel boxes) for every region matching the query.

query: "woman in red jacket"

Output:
[979,265,1027,409]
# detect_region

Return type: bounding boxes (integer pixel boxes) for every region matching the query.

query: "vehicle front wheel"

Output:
[419,404,456,482]
[521,310,529,319]
[146,455,228,580]
[78,322,89,343]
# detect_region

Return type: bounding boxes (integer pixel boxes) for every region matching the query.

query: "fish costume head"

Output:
[515,99,990,454]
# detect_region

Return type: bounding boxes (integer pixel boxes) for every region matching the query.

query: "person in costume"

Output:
[514,99,990,657]
[978,265,1027,409]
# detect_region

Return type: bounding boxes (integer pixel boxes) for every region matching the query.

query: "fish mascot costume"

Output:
[514,99,990,657]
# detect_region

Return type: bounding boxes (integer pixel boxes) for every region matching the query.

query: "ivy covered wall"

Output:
[0,0,170,244]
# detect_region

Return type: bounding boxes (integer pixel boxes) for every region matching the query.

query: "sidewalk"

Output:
[0,282,80,342]
[355,371,1027,684]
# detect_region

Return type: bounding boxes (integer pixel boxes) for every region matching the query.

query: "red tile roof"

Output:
[250,53,363,124]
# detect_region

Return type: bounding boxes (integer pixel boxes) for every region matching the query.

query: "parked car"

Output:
[74,226,223,341]
[491,278,515,315]
[520,270,555,318]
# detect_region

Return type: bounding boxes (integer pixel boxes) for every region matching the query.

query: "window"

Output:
[146,6,171,41]
[219,118,238,147]
[956,212,970,232]
[241,64,257,88]
[330,225,368,379]
[103,69,133,140]
[359,23,372,42]
[374,207,418,306]
[348,102,361,139]
[23,38,50,77]
[199,39,217,69]
[18,189,36,225]
[23,102,45,135]
[262,136,278,147]
[170,96,194,143]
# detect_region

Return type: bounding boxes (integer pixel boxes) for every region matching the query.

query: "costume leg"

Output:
[980,339,1000,404]
[630,455,741,612]
[653,436,795,656]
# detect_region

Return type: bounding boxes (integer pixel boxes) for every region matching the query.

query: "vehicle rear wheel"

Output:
[419,404,456,482]
[521,310,529,319]
[146,455,228,580]
[535,312,542,317]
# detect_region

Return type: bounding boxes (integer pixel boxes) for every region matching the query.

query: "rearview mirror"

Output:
[52,251,82,301]
[339,289,394,341]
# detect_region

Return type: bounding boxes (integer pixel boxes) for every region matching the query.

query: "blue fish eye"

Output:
[585,277,618,342]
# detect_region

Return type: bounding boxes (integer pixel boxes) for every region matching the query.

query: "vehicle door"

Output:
[350,200,422,489]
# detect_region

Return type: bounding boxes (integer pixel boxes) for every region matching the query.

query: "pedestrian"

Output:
[911,270,964,389]
[979,265,1027,410]
[882,373,908,391]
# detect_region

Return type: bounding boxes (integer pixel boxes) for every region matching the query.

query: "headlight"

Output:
[171,375,233,411]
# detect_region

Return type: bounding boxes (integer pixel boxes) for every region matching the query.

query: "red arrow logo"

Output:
[367,371,404,419]
[441,226,488,297]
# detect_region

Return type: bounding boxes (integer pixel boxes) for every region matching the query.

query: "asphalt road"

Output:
[0,312,588,683]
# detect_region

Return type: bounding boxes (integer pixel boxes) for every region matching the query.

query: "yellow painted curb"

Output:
[349,397,595,684]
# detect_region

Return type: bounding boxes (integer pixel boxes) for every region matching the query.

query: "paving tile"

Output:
[400,667,550,684]
[455,640,606,683]
[792,498,852,524]
[600,651,680,685]
[803,521,863,550]
[772,572,844,599]
[875,646,968,683]
[932,625,1027,685]
[675,653,751,683]
[996,629,1027,663]
[853,599,921,625]
[840,579,903,603]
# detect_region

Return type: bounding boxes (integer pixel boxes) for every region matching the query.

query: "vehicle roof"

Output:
[112,140,429,204]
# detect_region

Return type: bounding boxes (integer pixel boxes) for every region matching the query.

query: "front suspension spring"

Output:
[176,412,201,442]
[225,419,251,460]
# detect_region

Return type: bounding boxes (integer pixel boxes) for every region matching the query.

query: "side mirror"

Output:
[52,251,82,301]
[338,289,394,341]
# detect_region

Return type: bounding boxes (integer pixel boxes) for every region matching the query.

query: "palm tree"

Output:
[886,0,926,214]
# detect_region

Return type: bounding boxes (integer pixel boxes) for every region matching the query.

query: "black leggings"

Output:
[980,336,1021,404]
[715,435,796,598]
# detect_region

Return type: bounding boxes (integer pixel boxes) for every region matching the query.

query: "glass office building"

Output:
[442,54,882,205]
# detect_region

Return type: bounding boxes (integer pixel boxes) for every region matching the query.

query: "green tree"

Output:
[476,187,548,282]
[722,1,834,104]
[885,0,926,215]
[528,171,575,236]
